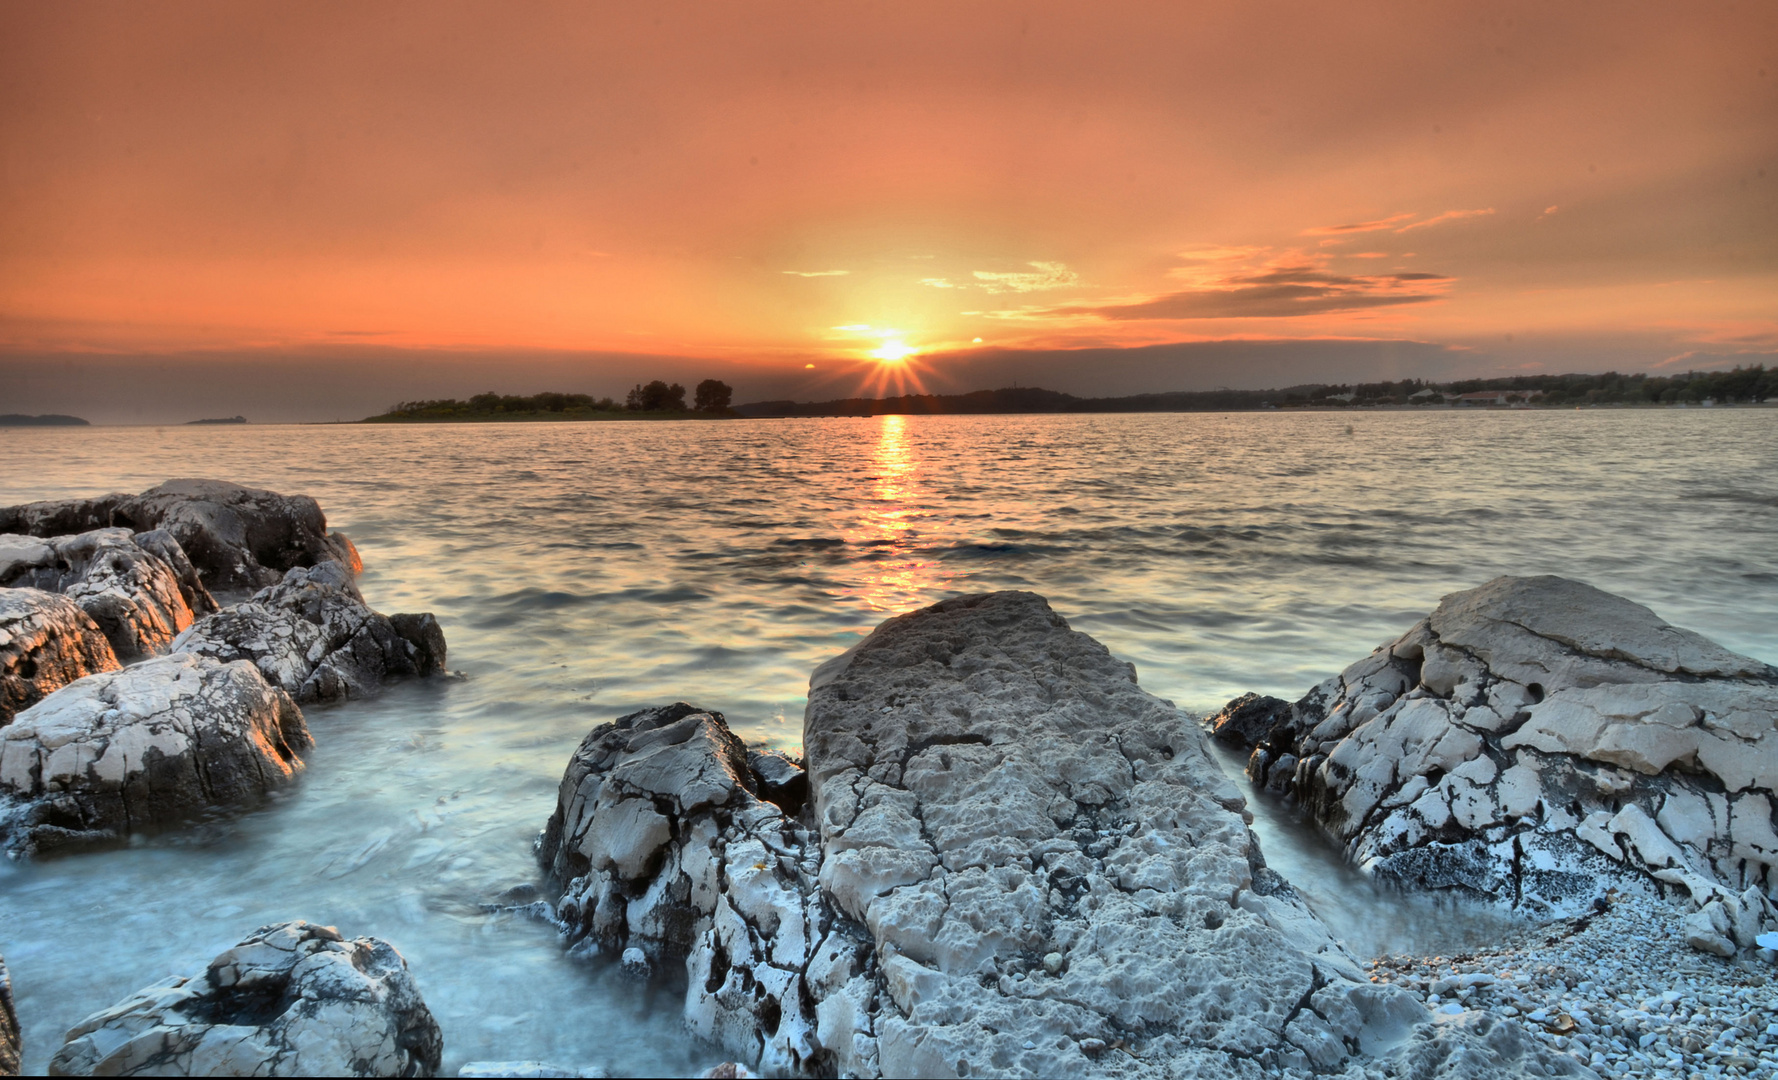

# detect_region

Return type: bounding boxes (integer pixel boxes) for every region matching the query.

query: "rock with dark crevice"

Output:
[0,480,361,601]
[48,920,441,1077]
[1232,575,1778,955]
[131,528,220,617]
[0,588,120,727]
[172,562,446,705]
[0,652,310,855]
[0,529,197,660]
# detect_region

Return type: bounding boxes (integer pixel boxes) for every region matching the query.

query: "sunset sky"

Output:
[2,2,1774,421]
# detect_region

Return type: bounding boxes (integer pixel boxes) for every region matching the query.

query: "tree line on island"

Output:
[740,363,1775,416]
[366,379,734,422]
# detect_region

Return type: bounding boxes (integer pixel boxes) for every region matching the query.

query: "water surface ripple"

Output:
[1,411,1773,1073]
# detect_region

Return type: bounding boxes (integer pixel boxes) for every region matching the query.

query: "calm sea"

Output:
[2,410,1774,1073]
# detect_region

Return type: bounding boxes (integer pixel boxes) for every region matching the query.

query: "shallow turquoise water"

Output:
[1,409,1773,1073]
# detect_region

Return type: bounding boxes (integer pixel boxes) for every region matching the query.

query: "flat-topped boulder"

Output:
[0,529,197,660]
[0,493,131,538]
[0,588,119,726]
[1226,576,1778,954]
[0,652,310,855]
[0,479,361,600]
[49,920,442,1077]
[173,562,445,704]
[542,593,1589,1079]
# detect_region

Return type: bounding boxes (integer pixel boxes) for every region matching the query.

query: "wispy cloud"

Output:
[1395,208,1494,232]
[1304,208,1495,236]
[971,261,1079,294]
[1050,250,1453,321]
[782,269,849,277]
[1303,213,1416,236]
[918,261,1081,294]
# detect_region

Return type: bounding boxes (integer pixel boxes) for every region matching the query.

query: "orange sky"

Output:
[2,2,1775,417]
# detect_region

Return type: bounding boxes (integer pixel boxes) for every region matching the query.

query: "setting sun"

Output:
[872,340,917,363]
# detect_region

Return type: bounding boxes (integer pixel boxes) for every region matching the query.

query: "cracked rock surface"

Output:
[801,591,1591,1079]
[48,920,442,1077]
[0,528,199,660]
[173,562,446,705]
[0,478,361,601]
[0,588,119,727]
[1223,575,1778,955]
[0,652,310,855]
[544,593,1590,1078]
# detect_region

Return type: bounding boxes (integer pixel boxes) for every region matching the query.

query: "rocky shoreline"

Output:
[0,488,1773,1078]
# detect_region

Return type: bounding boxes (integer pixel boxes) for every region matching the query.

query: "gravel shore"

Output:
[1365,890,1778,1078]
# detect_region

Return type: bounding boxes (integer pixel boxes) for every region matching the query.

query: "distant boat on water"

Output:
[0,413,88,426]
[185,415,248,425]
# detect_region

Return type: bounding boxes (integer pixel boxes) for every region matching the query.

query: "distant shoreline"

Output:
[357,410,734,424]
[336,401,1778,425]
[0,413,89,427]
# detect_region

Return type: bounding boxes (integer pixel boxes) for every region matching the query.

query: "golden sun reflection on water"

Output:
[842,414,948,612]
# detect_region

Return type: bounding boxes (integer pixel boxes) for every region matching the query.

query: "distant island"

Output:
[0,413,89,426]
[361,380,735,422]
[357,364,1772,423]
[740,364,1775,416]
[186,415,248,425]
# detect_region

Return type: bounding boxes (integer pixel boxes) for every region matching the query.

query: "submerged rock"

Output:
[1209,691,1294,751]
[172,562,446,704]
[543,592,1589,1078]
[0,479,361,600]
[0,653,310,855]
[0,528,196,659]
[1234,575,1778,952]
[0,588,119,727]
[48,920,442,1077]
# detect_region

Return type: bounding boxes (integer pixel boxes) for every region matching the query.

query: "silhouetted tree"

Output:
[694,379,733,412]
[627,380,687,411]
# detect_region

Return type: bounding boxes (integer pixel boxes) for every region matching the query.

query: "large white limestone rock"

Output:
[0,528,196,660]
[48,920,442,1077]
[0,652,310,854]
[1230,576,1778,953]
[0,588,119,726]
[173,562,446,705]
[803,592,1436,1079]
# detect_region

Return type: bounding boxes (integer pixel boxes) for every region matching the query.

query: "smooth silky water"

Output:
[2,410,1774,1073]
